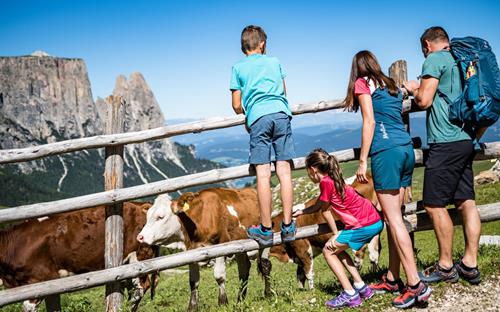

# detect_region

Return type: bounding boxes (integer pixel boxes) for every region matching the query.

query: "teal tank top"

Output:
[370,88,412,155]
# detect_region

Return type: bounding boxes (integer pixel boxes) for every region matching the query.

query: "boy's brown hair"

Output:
[241,25,267,54]
[420,26,450,55]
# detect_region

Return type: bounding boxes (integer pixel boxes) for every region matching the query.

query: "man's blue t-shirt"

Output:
[230,54,291,127]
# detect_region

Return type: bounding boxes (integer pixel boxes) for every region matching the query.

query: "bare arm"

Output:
[292,199,330,217]
[404,77,439,110]
[357,94,375,183]
[283,79,287,97]
[231,90,243,114]
[321,209,339,235]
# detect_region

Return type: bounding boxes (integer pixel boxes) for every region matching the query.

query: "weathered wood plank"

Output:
[0,142,499,224]
[103,95,125,311]
[0,202,499,307]
[404,201,500,233]
[479,235,500,246]
[0,98,427,165]
[0,99,344,164]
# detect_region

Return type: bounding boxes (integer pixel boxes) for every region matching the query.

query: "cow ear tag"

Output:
[183,202,190,212]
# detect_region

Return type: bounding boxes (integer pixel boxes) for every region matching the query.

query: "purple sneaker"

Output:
[325,291,362,309]
[355,284,374,300]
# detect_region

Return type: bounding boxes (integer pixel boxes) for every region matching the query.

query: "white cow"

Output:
[137,189,270,312]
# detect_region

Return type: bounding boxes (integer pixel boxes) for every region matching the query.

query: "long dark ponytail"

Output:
[305,148,346,201]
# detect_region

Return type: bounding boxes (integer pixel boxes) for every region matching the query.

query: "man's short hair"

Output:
[241,25,267,54]
[420,26,450,48]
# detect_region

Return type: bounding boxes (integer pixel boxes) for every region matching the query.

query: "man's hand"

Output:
[403,80,420,95]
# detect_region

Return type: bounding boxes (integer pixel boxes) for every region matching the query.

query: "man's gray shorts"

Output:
[248,112,295,165]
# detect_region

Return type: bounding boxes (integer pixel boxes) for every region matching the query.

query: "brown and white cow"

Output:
[269,173,383,290]
[0,202,157,312]
[137,188,265,312]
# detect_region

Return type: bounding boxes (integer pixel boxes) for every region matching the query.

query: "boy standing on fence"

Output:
[230,25,296,245]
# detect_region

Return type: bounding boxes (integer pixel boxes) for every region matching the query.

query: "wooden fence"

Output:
[0,60,499,310]
[0,200,499,307]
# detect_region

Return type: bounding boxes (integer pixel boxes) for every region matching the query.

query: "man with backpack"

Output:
[403,26,488,285]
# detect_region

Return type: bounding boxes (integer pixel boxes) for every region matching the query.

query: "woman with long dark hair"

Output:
[344,50,431,309]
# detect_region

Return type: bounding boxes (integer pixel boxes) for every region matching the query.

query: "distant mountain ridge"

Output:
[170,112,500,167]
[0,53,221,207]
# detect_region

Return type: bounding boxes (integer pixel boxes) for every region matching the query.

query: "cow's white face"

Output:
[137,194,184,246]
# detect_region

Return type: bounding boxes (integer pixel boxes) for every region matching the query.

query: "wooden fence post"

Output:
[389,60,409,131]
[104,95,125,311]
[388,60,415,246]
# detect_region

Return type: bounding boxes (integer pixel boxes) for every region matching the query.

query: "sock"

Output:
[409,282,421,290]
[282,221,292,228]
[386,277,398,285]
[260,224,272,232]
[354,281,365,289]
[345,289,356,296]
[439,263,453,273]
[460,260,477,271]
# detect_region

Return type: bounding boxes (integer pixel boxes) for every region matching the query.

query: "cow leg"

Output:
[22,299,40,312]
[353,244,367,270]
[188,262,200,312]
[44,295,61,312]
[305,245,315,290]
[368,234,381,272]
[296,264,306,289]
[122,251,146,311]
[294,243,314,290]
[213,256,228,305]
[235,252,251,301]
[257,247,273,297]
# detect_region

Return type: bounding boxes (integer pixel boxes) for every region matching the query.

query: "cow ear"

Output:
[183,192,196,202]
[139,203,150,214]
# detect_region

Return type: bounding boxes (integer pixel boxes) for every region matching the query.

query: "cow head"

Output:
[171,192,197,214]
[137,194,184,246]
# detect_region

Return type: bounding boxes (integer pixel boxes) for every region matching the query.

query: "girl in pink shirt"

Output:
[293,149,383,309]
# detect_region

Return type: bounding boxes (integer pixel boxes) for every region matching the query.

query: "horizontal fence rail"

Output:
[0,99,345,164]
[1,201,499,307]
[1,141,499,224]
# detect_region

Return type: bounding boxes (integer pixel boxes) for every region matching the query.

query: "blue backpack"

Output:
[439,37,500,128]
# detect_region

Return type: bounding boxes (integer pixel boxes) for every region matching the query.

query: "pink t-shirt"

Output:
[319,176,380,230]
[354,77,376,96]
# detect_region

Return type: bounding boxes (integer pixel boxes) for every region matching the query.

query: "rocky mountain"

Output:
[0,52,221,207]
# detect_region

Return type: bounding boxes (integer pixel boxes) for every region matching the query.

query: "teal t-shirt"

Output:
[421,50,472,143]
[230,54,291,127]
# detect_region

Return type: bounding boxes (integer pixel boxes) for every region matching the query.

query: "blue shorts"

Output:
[336,220,384,251]
[248,112,295,164]
[371,143,415,191]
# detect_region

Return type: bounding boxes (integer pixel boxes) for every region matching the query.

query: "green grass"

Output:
[1,160,499,312]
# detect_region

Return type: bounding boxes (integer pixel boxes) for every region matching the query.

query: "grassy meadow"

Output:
[1,160,499,312]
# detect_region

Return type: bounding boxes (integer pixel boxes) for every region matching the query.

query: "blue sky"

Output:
[1,0,500,120]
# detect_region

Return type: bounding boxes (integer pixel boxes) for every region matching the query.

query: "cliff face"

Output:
[0,53,220,207]
[0,55,100,148]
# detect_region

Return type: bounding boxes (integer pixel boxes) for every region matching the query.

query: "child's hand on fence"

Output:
[292,204,304,218]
